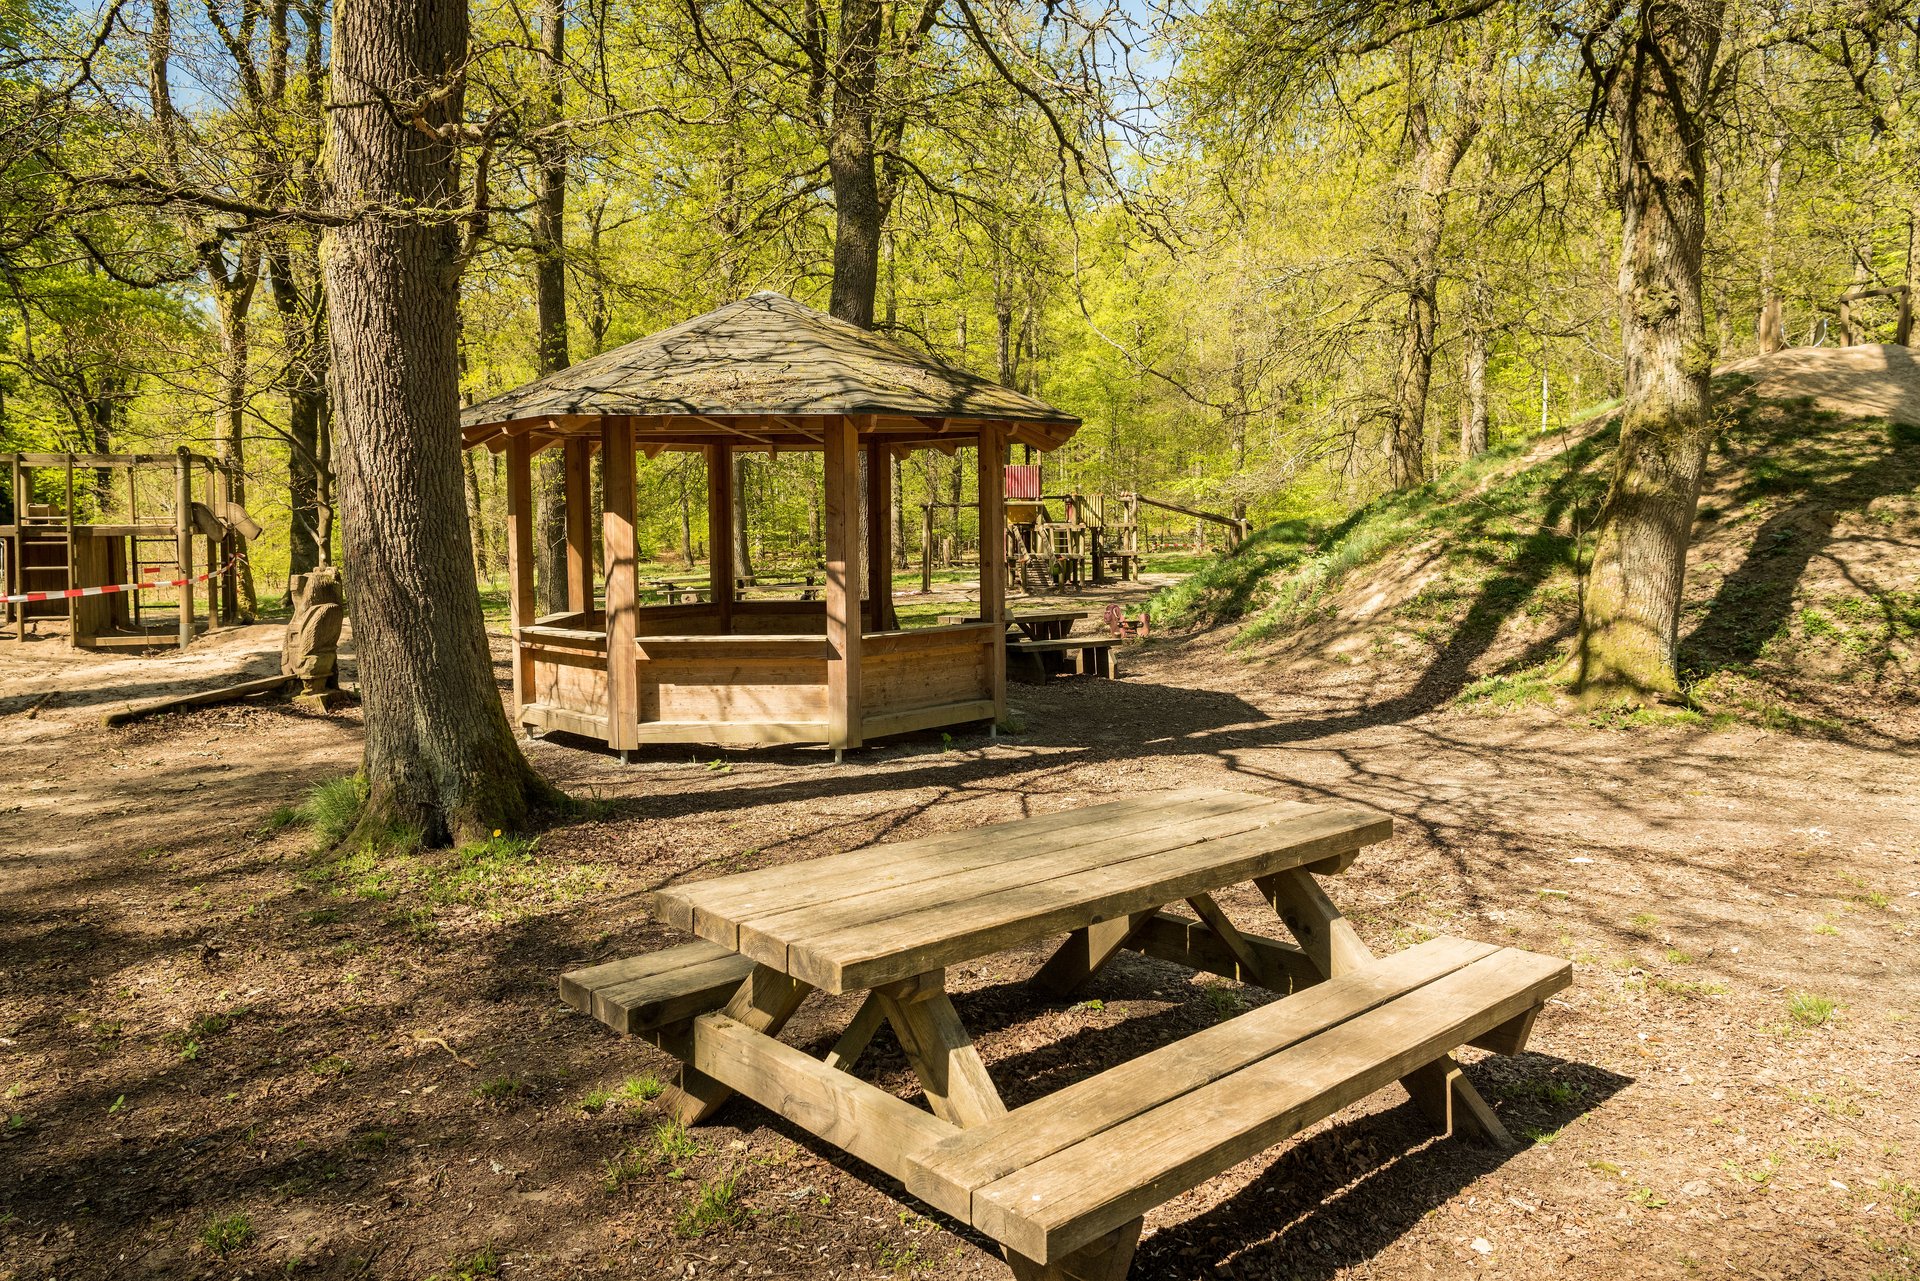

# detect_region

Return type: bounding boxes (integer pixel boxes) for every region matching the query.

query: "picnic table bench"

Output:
[561,789,1570,1279]
[936,609,1112,680]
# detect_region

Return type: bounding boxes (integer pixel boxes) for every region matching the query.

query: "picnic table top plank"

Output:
[903,935,1497,1218]
[729,795,1320,968]
[968,948,1572,1260]
[649,788,1255,945]
[784,803,1392,991]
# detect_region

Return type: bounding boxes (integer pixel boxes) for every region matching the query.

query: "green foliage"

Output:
[295,776,370,848]
[1787,992,1837,1027]
[676,1172,746,1237]
[198,1213,253,1256]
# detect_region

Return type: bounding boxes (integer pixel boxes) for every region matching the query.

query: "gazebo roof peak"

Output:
[462,291,1080,451]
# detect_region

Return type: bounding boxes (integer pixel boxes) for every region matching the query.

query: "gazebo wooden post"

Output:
[824,415,863,759]
[705,443,734,630]
[504,436,537,719]
[864,434,895,630]
[603,420,639,758]
[978,425,1008,728]
[563,437,593,615]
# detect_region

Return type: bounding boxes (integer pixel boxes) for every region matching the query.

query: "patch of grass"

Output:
[1627,912,1658,934]
[591,1074,665,1110]
[1587,1159,1624,1177]
[1880,1177,1920,1225]
[1664,949,1694,965]
[438,1244,501,1280]
[1454,666,1560,711]
[876,1241,925,1273]
[1787,991,1838,1027]
[676,1172,746,1237]
[1650,977,1726,1000]
[472,1076,528,1103]
[1201,986,1245,1021]
[1628,1186,1668,1209]
[602,1145,648,1193]
[198,1212,254,1256]
[652,1119,701,1161]
[257,805,301,835]
[297,774,369,847]
[309,1054,354,1078]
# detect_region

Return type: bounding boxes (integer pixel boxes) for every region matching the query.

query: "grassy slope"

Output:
[1153,378,1920,731]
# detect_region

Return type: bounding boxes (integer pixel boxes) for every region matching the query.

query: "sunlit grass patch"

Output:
[1787,992,1838,1027]
[676,1172,746,1237]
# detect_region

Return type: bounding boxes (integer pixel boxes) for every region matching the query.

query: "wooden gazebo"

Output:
[462,292,1080,758]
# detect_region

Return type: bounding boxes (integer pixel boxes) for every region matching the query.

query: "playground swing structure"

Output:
[917,462,1251,597]
[1,447,259,649]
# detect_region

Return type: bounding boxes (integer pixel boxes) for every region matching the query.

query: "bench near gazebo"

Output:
[461,292,1078,758]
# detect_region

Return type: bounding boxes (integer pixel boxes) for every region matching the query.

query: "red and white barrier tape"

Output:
[2,554,241,605]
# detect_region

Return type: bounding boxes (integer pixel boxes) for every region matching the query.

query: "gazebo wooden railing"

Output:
[462,293,1078,758]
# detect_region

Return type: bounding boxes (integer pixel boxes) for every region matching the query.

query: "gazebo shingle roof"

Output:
[461,291,1080,451]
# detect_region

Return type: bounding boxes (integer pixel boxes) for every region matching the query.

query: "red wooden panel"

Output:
[1005,464,1042,501]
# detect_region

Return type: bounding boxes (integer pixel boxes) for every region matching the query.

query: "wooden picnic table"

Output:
[937,608,1087,641]
[563,789,1571,1279]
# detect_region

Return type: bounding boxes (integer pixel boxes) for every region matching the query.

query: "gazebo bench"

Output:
[1009,633,1117,680]
[900,936,1567,1265]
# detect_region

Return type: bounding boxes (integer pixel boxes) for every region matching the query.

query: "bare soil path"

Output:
[0,610,1915,1280]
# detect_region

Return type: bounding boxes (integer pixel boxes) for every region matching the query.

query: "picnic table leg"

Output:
[1030,910,1157,1000]
[1255,867,1512,1147]
[668,965,812,1126]
[878,972,1144,1280]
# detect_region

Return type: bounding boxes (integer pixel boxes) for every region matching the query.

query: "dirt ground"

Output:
[1,589,1916,1280]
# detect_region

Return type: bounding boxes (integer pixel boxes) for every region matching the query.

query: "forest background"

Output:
[1,0,1914,601]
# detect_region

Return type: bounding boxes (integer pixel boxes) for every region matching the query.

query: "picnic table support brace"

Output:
[879,971,1142,1281]
[1030,910,1155,1000]
[1256,867,1512,1146]
[669,964,812,1126]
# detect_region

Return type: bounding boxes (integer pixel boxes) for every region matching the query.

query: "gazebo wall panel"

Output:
[640,658,831,723]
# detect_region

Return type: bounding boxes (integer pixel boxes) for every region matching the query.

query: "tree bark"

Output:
[1387,43,1488,491]
[1756,151,1786,352]
[1459,279,1490,456]
[1574,1,1724,705]
[269,236,331,574]
[827,0,883,326]
[532,0,572,613]
[732,452,755,581]
[323,0,558,845]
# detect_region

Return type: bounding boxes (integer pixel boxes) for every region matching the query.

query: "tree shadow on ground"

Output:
[1134,1053,1631,1280]
[1682,405,1919,680]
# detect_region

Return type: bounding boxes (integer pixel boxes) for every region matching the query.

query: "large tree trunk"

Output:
[323,0,558,845]
[1574,2,1724,705]
[732,452,755,581]
[1386,49,1486,491]
[1756,150,1786,352]
[531,0,572,613]
[826,0,883,326]
[270,237,331,574]
[1459,288,1490,456]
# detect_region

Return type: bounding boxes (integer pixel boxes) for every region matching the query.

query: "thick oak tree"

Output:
[323,0,559,844]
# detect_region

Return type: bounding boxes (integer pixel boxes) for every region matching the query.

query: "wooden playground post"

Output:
[174,447,193,649]
[63,455,75,637]
[205,458,223,632]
